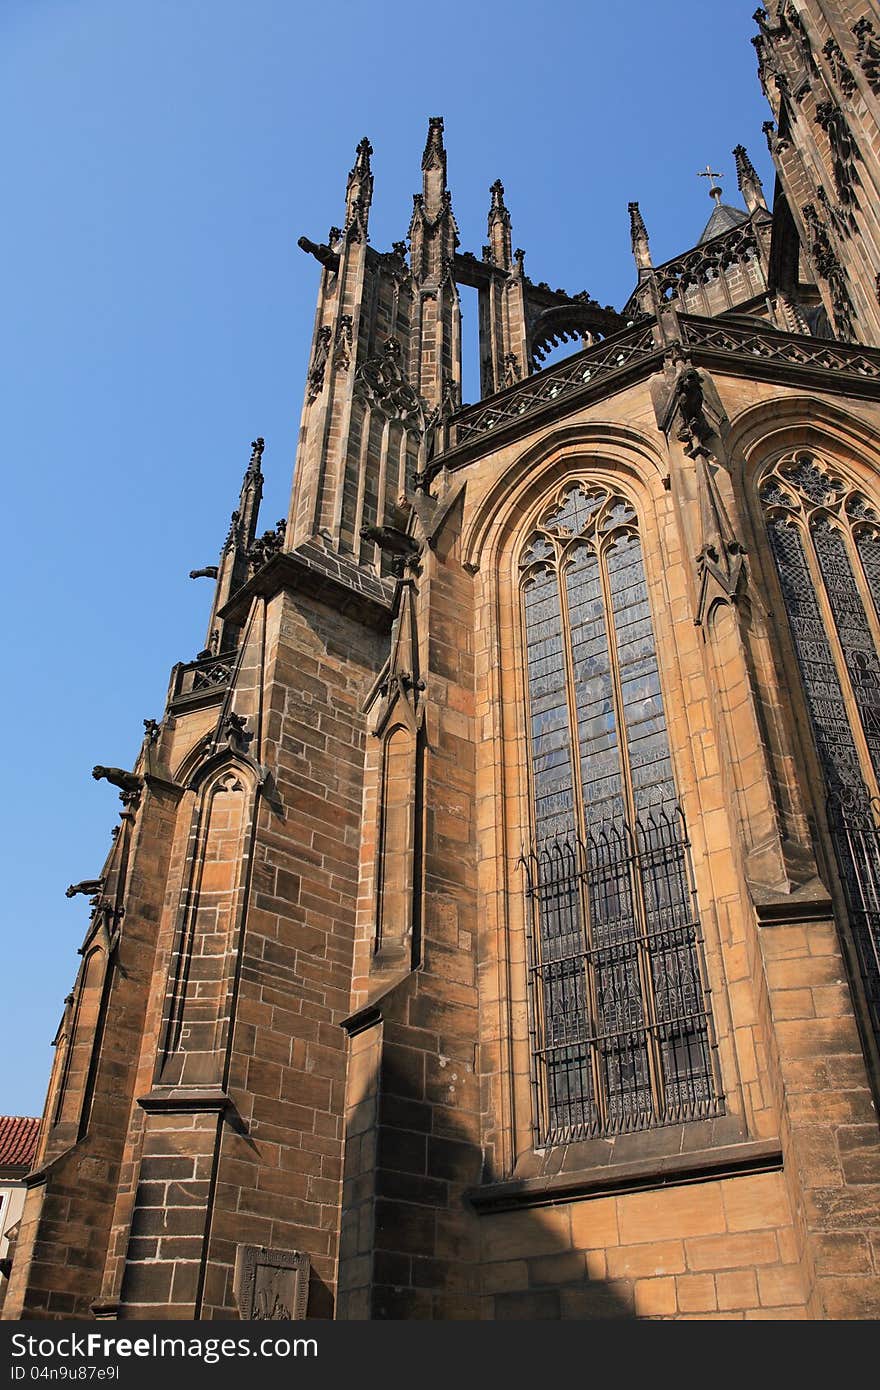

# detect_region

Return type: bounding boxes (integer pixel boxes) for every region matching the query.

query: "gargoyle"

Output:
[360,524,422,575]
[218,711,252,756]
[92,767,144,795]
[297,235,340,273]
[189,566,219,580]
[66,878,104,899]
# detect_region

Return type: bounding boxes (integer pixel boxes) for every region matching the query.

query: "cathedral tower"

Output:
[5,15,880,1321]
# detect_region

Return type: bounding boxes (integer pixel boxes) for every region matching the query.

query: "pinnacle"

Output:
[247,436,265,474]
[628,201,648,235]
[422,116,446,171]
[489,179,508,215]
[733,143,760,188]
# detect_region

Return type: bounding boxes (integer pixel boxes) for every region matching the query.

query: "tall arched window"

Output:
[760,451,880,1044]
[519,482,721,1144]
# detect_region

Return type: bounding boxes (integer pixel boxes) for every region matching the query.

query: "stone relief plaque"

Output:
[233,1245,310,1320]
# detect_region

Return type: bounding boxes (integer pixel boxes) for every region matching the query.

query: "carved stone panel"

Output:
[233,1245,310,1320]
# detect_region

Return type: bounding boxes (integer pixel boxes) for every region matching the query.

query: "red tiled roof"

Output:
[0,1116,40,1170]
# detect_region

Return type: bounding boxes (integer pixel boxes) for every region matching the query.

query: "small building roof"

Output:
[698,202,749,244]
[0,1116,40,1171]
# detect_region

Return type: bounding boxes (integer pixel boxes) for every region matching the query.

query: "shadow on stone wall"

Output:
[340,1048,636,1320]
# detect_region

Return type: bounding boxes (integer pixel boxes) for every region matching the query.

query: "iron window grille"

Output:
[761,452,880,1042]
[518,483,722,1144]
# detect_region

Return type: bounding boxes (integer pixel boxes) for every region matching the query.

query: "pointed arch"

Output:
[728,394,880,491]
[460,421,667,576]
[752,441,880,1049]
[156,755,259,1088]
[52,945,108,1134]
[515,477,721,1143]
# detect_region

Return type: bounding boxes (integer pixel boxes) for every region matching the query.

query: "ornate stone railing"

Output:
[453,323,659,444]
[678,315,880,379]
[624,222,764,317]
[171,652,235,706]
[449,314,880,451]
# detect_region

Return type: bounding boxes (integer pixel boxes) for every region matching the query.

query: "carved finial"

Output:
[422,116,446,172]
[733,144,766,213]
[487,179,512,269]
[248,437,265,471]
[628,201,652,271]
[345,139,374,239]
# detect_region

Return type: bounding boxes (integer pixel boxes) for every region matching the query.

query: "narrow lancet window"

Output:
[519,482,721,1144]
[761,453,880,1042]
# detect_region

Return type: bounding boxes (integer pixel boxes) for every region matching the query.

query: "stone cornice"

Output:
[219,540,395,632]
[468,1138,783,1213]
[136,1088,232,1115]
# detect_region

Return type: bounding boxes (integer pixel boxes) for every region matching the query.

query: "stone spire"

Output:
[487,179,513,271]
[408,117,461,410]
[237,436,265,550]
[345,137,373,238]
[628,201,652,273]
[733,143,767,213]
[410,117,458,277]
[420,116,447,216]
[198,437,266,654]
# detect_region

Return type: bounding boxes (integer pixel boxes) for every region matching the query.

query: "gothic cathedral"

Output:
[5,1,880,1321]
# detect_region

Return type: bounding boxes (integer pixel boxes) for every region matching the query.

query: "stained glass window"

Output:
[761,452,880,1039]
[519,483,721,1144]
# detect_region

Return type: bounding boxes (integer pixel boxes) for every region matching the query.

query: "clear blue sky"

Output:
[1,0,771,1115]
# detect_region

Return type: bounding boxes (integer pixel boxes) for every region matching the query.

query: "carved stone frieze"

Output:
[822,37,857,99]
[354,337,428,431]
[814,100,861,207]
[307,325,332,403]
[333,314,353,372]
[248,519,286,572]
[502,352,521,386]
[802,202,857,339]
[853,16,880,95]
[233,1246,310,1321]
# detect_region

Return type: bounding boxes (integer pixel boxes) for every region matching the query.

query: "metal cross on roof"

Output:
[698,164,724,205]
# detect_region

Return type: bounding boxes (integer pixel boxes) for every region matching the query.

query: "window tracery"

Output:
[760,451,880,1038]
[519,482,721,1143]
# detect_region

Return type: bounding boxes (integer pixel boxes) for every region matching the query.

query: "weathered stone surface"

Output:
[7,14,880,1323]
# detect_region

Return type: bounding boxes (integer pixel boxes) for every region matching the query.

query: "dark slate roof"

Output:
[0,1116,40,1171]
[698,202,749,244]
